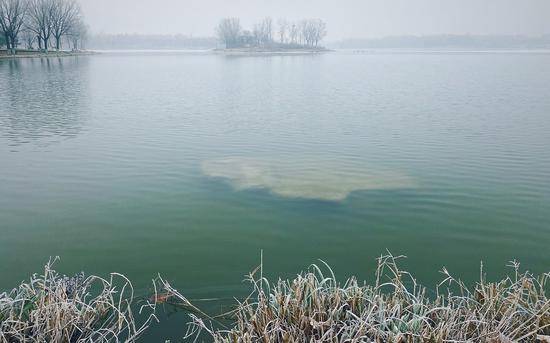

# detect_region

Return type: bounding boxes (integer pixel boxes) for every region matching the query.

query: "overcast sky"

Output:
[80,0,550,40]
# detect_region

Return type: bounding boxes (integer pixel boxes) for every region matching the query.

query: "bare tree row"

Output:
[0,0,86,54]
[277,19,327,47]
[217,17,327,49]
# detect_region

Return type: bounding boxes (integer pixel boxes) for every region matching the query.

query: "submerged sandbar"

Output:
[201,157,416,201]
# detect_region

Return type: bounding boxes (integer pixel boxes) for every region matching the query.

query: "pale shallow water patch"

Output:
[201,157,417,201]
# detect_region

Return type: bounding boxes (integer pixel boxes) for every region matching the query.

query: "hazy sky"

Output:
[81,0,550,40]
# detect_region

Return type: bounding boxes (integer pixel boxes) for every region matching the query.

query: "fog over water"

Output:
[80,0,550,39]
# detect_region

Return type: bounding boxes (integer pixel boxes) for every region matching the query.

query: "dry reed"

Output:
[2,254,549,342]
[162,253,550,343]
[0,258,157,343]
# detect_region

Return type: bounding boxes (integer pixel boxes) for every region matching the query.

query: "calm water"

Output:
[1,51,550,339]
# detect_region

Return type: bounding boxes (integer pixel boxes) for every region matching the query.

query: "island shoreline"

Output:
[212,47,333,55]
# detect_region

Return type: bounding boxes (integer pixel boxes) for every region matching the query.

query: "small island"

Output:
[215,17,330,54]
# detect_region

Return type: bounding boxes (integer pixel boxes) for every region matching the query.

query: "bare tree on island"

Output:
[20,26,35,48]
[216,16,327,50]
[27,0,55,51]
[252,18,274,47]
[216,17,241,49]
[277,18,288,44]
[259,17,273,45]
[0,0,28,54]
[67,15,86,50]
[51,0,80,50]
[289,22,299,44]
[301,19,327,47]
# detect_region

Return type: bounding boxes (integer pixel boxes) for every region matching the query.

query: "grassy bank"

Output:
[1,254,549,342]
[0,49,96,59]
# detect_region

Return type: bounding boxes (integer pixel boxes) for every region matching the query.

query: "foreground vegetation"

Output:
[0,258,157,342]
[1,254,549,342]
[177,254,550,342]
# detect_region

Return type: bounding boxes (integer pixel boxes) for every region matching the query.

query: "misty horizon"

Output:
[80,0,550,40]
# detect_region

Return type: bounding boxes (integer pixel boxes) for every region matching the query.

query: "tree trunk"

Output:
[55,36,61,50]
[4,34,10,50]
[10,35,16,54]
[37,36,42,50]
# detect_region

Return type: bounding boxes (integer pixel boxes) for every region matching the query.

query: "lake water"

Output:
[1,51,549,339]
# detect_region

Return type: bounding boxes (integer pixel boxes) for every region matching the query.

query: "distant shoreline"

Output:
[0,50,97,59]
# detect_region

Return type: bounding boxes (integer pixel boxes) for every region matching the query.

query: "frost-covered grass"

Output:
[0,258,157,342]
[164,253,550,342]
[2,254,549,342]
